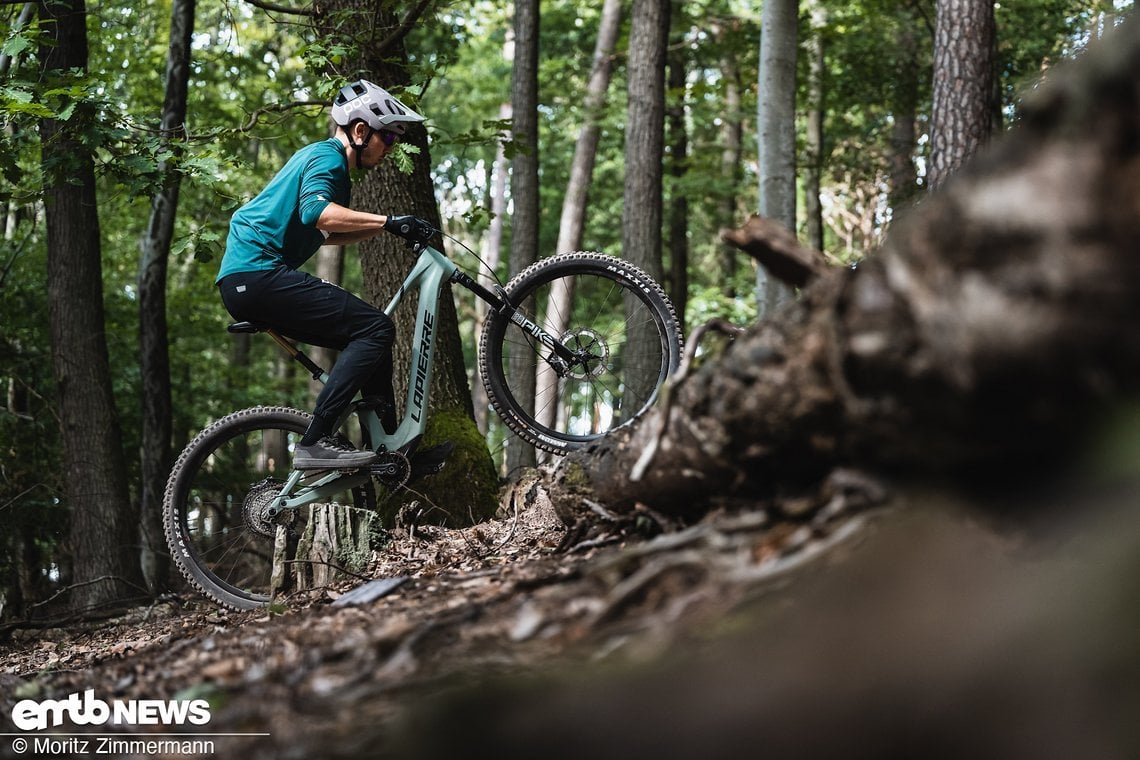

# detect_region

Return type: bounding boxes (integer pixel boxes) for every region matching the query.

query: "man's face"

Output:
[356,124,399,169]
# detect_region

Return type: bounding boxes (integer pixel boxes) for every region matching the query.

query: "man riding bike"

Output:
[215,79,434,470]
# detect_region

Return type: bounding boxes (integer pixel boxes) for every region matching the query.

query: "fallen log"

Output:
[541,15,1140,525]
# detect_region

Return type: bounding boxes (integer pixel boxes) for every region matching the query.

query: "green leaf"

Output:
[1,34,31,59]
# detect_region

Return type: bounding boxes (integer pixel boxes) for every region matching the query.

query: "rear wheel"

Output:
[479,252,683,455]
[162,406,375,610]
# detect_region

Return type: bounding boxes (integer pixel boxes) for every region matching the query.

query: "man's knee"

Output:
[375,312,395,342]
[359,311,395,350]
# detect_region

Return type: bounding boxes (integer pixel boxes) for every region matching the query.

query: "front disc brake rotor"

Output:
[561,328,610,379]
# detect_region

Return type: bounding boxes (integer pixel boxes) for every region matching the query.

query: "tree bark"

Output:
[40,0,145,612]
[803,2,826,254]
[929,0,996,190]
[539,15,1140,525]
[623,0,671,410]
[138,0,195,597]
[666,4,689,329]
[505,0,540,473]
[317,2,499,524]
[756,0,798,317]
[472,102,510,436]
[554,0,621,258]
[715,21,744,298]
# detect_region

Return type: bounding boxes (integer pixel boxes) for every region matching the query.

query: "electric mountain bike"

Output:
[163,228,683,610]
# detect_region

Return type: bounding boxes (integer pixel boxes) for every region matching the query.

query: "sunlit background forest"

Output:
[0,0,1133,616]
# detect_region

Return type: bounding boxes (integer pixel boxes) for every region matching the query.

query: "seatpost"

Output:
[264,329,327,381]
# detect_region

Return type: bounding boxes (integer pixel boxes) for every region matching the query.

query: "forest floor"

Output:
[1,470,1137,759]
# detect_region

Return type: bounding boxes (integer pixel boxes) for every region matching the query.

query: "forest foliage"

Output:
[0,0,1131,617]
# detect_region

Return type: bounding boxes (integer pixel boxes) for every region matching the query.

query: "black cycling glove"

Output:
[383,214,435,243]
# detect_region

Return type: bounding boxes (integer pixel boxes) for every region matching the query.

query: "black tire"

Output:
[479,252,683,454]
[162,406,375,610]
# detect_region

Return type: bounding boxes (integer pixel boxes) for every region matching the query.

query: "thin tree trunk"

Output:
[716,23,744,298]
[472,102,510,436]
[667,10,689,329]
[623,0,671,410]
[40,0,145,612]
[756,0,798,318]
[138,0,195,598]
[803,3,826,254]
[505,0,540,473]
[555,0,621,257]
[888,8,920,214]
[0,3,34,78]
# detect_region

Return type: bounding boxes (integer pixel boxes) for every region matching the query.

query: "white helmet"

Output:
[331,80,424,135]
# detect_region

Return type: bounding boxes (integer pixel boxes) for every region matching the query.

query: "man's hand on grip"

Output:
[384,215,435,243]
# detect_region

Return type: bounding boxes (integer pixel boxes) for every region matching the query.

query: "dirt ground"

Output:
[4,472,1140,760]
[0,471,876,760]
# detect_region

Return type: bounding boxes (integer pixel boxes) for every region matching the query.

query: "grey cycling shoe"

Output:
[294,436,378,470]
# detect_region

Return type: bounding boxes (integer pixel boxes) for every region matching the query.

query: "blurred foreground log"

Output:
[396,496,1140,759]
[541,16,1140,524]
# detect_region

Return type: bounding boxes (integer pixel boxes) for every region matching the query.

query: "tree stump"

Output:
[271,503,379,601]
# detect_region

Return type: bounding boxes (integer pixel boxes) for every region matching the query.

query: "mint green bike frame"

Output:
[261,242,569,518]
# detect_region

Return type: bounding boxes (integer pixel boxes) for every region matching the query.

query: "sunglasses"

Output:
[378,130,401,147]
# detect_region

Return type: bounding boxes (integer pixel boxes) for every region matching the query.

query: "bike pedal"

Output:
[410,441,455,481]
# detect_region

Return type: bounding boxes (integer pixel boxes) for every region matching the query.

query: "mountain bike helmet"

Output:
[332,80,424,134]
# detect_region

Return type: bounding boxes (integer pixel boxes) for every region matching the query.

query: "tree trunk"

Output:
[0,3,34,78]
[888,7,921,213]
[538,16,1140,526]
[317,2,499,525]
[715,22,744,298]
[667,3,689,330]
[623,0,671,410]
[756,0,798,317]
[929,0,996,190]
[803,2,826,254]
[554,0,621,258]
[307,244,345,406]
[505,0,540,473]
[138,0,195,598]
[40,0,145,612]
[472,102,510,436]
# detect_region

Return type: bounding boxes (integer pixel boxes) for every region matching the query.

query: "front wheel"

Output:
[480,252,683,455]
[162,406,375,610]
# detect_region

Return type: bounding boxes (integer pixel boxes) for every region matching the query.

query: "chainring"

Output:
[371,450,411,491]
[242,477,296,538]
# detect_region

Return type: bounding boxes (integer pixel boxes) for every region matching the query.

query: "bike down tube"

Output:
[360,245,460,451]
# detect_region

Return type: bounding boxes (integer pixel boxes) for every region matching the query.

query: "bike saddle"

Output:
[227,321,269,334]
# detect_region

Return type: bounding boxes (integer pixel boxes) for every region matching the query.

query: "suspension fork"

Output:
[449,269,578,372]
